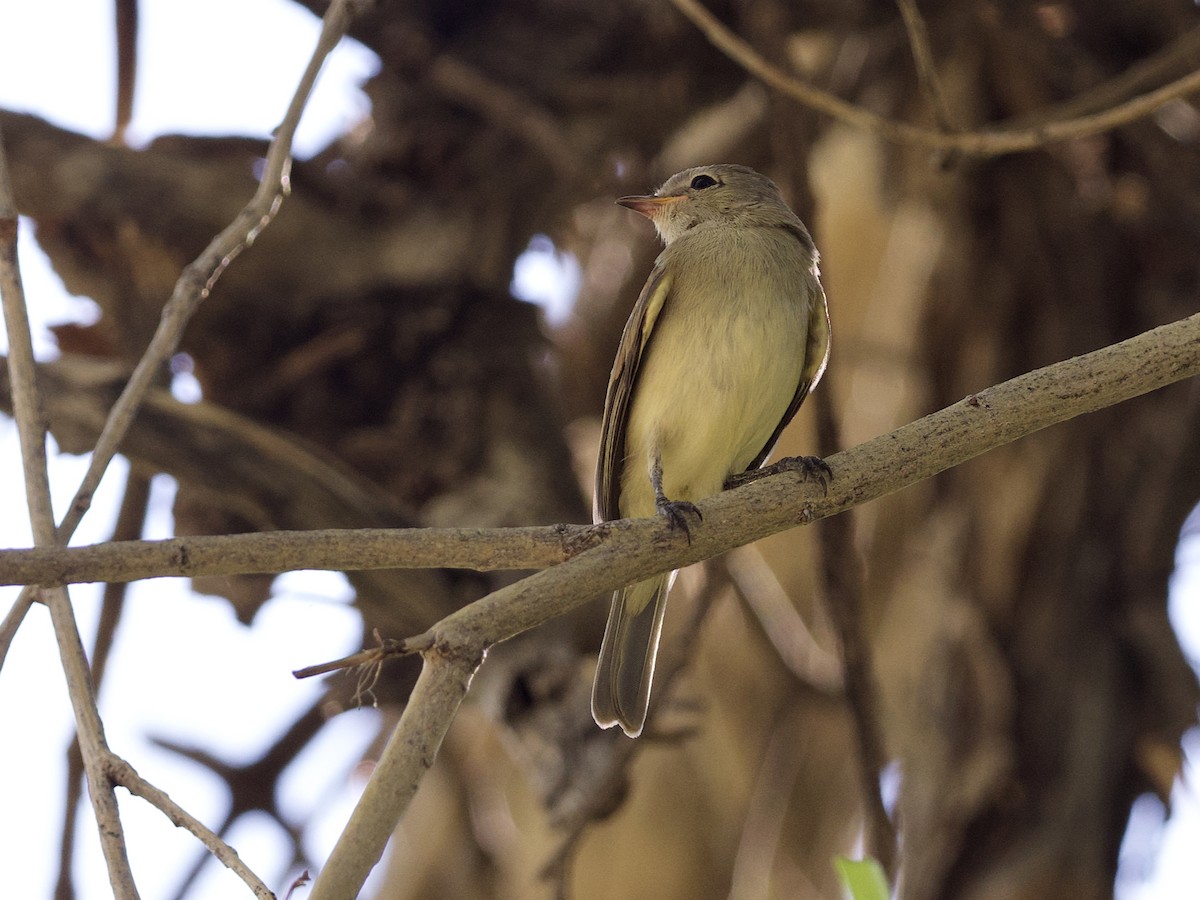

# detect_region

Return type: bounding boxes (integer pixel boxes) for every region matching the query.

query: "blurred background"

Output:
[1,1,1198,898]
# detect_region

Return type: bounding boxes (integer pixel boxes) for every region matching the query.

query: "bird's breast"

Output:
[619,228,813,516]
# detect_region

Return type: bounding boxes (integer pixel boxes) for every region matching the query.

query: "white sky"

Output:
[0,2,381,897]
[0,1,1196,898]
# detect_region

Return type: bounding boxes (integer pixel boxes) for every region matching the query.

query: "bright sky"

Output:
[0,2,381,897]
[0,2,1196,898]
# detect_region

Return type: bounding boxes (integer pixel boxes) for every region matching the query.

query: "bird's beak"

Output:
[616,194,685,219]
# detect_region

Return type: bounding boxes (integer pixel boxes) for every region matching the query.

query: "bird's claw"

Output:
[656,498,703,542]
[724,455,832,494]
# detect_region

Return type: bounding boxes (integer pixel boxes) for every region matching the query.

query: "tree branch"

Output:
[895,0,956,133]
[0,121,140,897]
[304,310,1198,894]
[1,2,369,896]
[2,313,1197,596]
[0,524,585,588]
[667,0,1200,155]
[109,757,275,899]
[0,0,368,665]
[58,470,152,898]
[1010,26,1200,126]
[52,0,364,546]
[308,646,477,900]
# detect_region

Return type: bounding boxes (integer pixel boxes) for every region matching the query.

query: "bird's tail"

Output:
[591,573,673,738]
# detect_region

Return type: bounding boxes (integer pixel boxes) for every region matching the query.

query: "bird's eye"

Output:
[690,174,719,190]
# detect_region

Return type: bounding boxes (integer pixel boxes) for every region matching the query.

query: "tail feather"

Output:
[591,574,671,738]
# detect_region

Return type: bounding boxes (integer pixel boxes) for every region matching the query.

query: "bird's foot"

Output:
[656,497,703,543]
[724,455,832,493]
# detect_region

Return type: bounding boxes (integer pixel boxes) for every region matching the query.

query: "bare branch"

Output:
[112,0,138,144]
[0,523,587,588]
[2,314,1197,600]
[0,0,368,666]
[57,472,151,897]
[110,757,275,899]
[725,546,842,693]
[666,0,1200,156]
[0,145,53,541]
[0,121,140,897]
[895,0,956,133]
[1011,26,1200,126]
[308,647,477,900]
[52,0,364,547]
[300,312,1200,895]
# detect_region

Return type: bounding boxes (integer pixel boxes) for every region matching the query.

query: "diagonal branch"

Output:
[0,122,140,896]
[50,0,361,545]
[0,0,368,666]
[2,313,1198,597]
[1,1,368,896]
[302,311,1200,896]
[109,757,274,899]
[895,0,956,133]
[666,0,1200,156]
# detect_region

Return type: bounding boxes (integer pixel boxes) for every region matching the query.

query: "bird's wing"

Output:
[595,261,673,523]
[746,230,831,471]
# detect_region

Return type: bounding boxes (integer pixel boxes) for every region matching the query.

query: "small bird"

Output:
[592,164,831,738]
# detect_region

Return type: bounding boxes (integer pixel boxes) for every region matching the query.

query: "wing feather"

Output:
[746,227,831,471]
[595,262,672,523]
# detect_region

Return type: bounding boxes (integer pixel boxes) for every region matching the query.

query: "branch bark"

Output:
[0,1,367,895]
[2,312,1196,594]
[300,309,1200,895]
[1,120,141,897]
[0,0,371,666]
[667,0,1200,155]
[0,308,1176,894]
[51,0,363,546]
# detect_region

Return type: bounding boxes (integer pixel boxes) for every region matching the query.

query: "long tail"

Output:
[591,573,672,738]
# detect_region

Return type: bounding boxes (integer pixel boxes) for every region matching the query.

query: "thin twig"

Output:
[895,0,956,132]
[666,0,1200,156]
[2,2,368,895]
[111,757,275,899]
[814,384,897,873]
[0,122,140,897]
[0,587,34,667]
[56,472,151,897]
[92,472,151,684]
[112,0,138,144]
[725,546,843,694]
[293,636,412,680]
[0,0,368,665]
[0,148,53,541]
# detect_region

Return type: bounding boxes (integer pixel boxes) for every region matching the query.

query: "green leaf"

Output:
[833,856,890,900]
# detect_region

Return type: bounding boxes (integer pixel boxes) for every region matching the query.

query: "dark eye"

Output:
[690,174,718,190]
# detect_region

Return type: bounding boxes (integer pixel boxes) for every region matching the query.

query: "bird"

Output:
[591,163,831,738]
